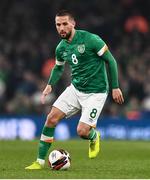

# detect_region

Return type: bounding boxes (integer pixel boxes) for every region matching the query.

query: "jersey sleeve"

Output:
[90,34,108,56]
[55,45,65,66]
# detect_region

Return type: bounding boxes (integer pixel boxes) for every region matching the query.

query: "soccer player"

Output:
[25,10,124,169]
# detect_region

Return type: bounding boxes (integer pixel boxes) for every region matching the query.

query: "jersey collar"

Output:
[64,30,78,44]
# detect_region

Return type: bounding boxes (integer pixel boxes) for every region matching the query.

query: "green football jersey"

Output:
[55,30,109,93]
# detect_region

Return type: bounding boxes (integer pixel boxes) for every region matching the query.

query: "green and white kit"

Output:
[53,84,107,127]
[48,30,119,126]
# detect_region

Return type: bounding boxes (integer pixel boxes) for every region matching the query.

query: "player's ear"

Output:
[73,21,76,27]
[71,20,76,27]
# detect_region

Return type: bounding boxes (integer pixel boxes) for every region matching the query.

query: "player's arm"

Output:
[41,63,65,104]
[91,34,124,104]
[101,49,124,104]
[41,47,65,104]
[48,61,65,86]
[101,48,118,89]
[41,61,65,104]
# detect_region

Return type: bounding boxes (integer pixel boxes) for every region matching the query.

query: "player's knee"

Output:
[77,127,89,138]
[45,113,59,127]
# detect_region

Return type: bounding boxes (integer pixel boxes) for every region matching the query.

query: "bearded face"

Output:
[55,16,75,40]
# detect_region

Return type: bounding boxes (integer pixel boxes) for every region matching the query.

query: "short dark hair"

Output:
[56,10,75,20]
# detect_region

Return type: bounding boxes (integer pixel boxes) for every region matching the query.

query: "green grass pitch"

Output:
[0,139,150,179]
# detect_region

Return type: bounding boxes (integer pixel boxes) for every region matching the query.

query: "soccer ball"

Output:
[48,149,71,170]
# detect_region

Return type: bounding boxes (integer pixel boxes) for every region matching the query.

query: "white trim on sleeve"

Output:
[56,59,65,65]
[97,44,108,56]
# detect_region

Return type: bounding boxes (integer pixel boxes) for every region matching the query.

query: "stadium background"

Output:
[0,0,150,140]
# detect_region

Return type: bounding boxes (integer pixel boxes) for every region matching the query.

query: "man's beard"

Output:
[60,31,71,40]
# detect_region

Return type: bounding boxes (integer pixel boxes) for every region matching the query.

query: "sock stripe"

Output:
[38,126,55,160]
[40,134,54,143]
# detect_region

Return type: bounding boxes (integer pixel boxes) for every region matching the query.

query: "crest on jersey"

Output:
[77,44,85,54]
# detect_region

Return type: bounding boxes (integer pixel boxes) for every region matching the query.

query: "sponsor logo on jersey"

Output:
[77,44,85,54]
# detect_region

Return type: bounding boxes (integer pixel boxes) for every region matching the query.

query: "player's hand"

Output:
[112,88,124,104]
[41,85,52,104]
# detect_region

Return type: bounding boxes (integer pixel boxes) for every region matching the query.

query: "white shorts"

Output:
[53,84,107,127]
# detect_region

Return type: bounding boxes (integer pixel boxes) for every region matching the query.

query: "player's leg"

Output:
[25,107,65,169]
[78,92,107,158]
[77,121,97,140]
[25,85,80,170]
[77,122,97,140]
[77,121,100,159]
[37,107,65,164]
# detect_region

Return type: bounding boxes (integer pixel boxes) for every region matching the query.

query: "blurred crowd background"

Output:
[0,0,149,118]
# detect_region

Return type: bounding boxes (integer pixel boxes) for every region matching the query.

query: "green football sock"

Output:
[88,128,97,141]
[37,126,55,160]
